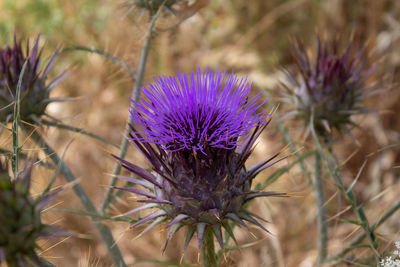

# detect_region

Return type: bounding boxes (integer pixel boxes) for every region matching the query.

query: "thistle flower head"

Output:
[0,159,69,266]
[131,68,268,154]
[115,68,284,252]
[283,37,383,137]
[0,35,66,124]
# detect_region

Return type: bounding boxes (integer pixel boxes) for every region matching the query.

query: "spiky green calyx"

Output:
[0,160,68,266]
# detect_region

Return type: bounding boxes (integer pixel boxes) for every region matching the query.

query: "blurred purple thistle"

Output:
[282,36,384,137]
[0,34,68,123]
[114,68,286,253]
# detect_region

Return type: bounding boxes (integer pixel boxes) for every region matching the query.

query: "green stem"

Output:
[28,128,126,267]
[314,152,328,266]
[330,199,400,262]
[12,61,27,177]
[330,143,400,261]
[201,227,218,267]
[310,120,380,263]
[325,146,380,262]
[100,8,162,214]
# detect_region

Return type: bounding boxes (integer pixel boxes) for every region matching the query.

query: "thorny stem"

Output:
[330,198,400,262]
[100,8,162,214]
[326,146,380,262]
[310,119,380,263]
[314,152,328,266]
[201,227,218,267]
[28,127,127,267]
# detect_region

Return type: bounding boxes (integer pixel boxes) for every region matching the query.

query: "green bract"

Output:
[0,159,68,266]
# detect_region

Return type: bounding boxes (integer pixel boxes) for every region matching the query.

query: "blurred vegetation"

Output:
[0,0,109,42]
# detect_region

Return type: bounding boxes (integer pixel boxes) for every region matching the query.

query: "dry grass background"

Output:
[1,0,400,266]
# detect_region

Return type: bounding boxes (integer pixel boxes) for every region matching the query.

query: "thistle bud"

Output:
[282,37,383,137]
[0,159,68,266]
[0,35,66,124]
[114,68,285,252]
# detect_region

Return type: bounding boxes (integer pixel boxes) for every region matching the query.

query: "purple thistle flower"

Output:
[282,37,384,137]
[114,68,285,252]
[0,159,71,266]
[131,68,268,154]
[0,34,68,123]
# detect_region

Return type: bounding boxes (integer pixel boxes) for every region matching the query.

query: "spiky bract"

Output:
[0,159,68,266]
[0,35,67,124]
[115,68,284,252]
[282,37,383,137]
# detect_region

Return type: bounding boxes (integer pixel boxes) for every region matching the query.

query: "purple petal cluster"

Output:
[131,68,268,153]
[115,68,285,252]
[283,37,383,136]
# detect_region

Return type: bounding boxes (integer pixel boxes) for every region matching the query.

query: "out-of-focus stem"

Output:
[330,144,400,261]
[12,61,27,177]
[28,128,126,267]
[263,92,311,185]
[310,118,379,263]
[314,152,328,266]
[201,228,218,267]
[325,146,380,262]
[41,119,119,149]
[100,8,162,214]
[331,198,400,261]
